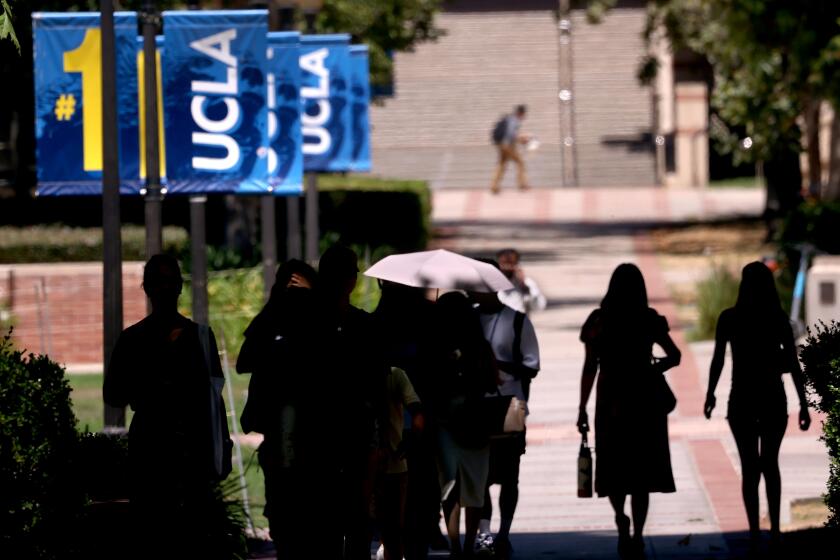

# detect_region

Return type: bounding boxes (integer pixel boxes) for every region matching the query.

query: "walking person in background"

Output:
[469,282,540,560]
[496,248,547,315]
[104,254,231,560]
[577,263,681,559]
[490,105,531,194]
[704,262,811,554]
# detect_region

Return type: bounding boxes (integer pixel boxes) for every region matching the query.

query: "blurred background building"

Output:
[368,0,712,189]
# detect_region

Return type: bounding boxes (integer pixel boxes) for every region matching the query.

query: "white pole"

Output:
[218,327,254,534]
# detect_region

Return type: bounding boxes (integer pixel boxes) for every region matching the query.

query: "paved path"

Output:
[429,187,829,560]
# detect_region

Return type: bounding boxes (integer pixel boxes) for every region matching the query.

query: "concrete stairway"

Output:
[368,2,656,188]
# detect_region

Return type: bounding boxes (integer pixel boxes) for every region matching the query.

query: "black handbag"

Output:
[651,357,677,414]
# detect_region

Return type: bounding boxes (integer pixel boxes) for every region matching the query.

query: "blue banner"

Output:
[349,45,371,172]
[33,12,141,196]
[267,32,303,194]
[300,34,352,172]
[162,10,269,194]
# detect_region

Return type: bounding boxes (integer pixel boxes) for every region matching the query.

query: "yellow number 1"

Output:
[63,28,102,172]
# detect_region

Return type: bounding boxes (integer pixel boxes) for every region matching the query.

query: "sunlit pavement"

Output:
[427,187,829,560]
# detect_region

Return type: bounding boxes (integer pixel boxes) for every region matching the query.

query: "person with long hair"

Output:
[236,259,318,559]
[704,262,811,552]
[577,263,681,559]
[429,292,499,558]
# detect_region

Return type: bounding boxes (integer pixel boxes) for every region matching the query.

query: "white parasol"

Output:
[364,249,513,293]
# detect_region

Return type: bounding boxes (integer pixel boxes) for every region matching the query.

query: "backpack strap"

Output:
[513,310,525,366]
[197,323,212,378]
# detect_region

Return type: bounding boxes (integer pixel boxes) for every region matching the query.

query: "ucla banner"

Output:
[162,10,269,193]
[33,12,141,196]
[300,34,352,172]
[267,32,303,194]
[349,45,371,172]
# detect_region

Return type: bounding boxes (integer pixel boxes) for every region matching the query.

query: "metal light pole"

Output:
[101,0,125,429]
[185,0,210,323]
[301,0,323,263]
[558,0,578,187]
[141,0,163,262]
[275,0,303,263]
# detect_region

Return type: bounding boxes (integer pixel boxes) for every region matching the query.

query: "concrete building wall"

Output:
[368,8,564,189]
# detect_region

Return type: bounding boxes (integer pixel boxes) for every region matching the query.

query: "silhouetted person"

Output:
[491,104,531,194]
[104,254,230,560]
[469,285,539,559]
[318,244,388,560]
[496,248,546,315]
[373,281,445,559]
[375,365,424,560]
[236,259,318,559]
[428,292,498,557]
[577,263,681,559]
[704,262,811,552]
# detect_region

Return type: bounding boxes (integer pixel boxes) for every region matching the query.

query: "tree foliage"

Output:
[316,0,444,90]
[1,1,19,53]
[589,1,840,164]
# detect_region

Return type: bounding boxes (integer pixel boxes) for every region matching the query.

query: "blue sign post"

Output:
[162,10,269,194]
[300,34,353,172]
[349,44,371,172]
[33,12,140,195]
[267,32,303,194]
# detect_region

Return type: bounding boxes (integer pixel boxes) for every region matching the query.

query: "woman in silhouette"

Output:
[705,262,811,551]
[577,263,681,559]
[429,291,499,558]
[236,259,318,559]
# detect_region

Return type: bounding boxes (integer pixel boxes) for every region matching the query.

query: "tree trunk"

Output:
[763,142,803,240]
[804,98,822,197]
[825,106,840,201]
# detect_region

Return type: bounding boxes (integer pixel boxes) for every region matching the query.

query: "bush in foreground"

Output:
[800,321,840,528]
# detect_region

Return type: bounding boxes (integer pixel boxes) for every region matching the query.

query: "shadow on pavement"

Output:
[245,526,835,559]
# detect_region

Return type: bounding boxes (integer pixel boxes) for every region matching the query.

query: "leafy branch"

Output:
[0,0,19,54]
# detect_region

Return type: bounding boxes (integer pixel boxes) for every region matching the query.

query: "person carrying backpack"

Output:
[104,254,233,560]
[468,275,540,560]
[490,105,531,194]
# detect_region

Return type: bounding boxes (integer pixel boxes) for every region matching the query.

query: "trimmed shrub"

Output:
[778,200,840,255]
[0,330,81,559]
[318,175,431,253]
[799,321,840,528]
[0,225,188,264]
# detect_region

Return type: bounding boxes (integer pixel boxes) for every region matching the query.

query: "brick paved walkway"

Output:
[430,187,829,559]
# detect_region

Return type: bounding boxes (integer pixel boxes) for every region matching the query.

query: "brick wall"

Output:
[0,263,146,369]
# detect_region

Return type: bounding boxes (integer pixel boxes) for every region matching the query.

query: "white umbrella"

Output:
[364,249,514,293]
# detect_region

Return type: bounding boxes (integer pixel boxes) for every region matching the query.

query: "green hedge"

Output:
[318,174,431,253]
[0,225,189,264]
[800,322,840,529]
[779,200,840,254]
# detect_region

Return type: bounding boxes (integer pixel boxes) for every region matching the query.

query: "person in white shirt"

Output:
[496,248,547,315]
[469,280,540,559]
